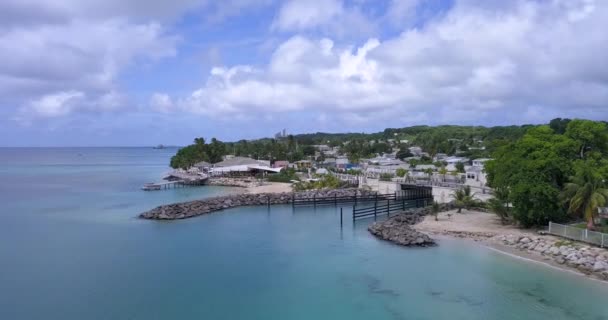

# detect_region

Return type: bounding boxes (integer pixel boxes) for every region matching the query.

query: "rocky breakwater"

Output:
[497,234,608,281]
[368,208,436,247]
[139,189,374,220]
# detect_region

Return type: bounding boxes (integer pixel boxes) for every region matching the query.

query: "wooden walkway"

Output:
[142,173,208,191]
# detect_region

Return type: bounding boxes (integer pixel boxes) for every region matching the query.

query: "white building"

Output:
[445,156,469,165]
[409,146,423,156]
[472,158,492,168]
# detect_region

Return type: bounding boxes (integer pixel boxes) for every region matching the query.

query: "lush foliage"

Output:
[396,168,408,177]
[171,123,544,169]
[561,163,608,229]
[451,185,475,213]
[292,175,349,191]
[431,201,440,221]
[379,173,394,181]
[488,187,511,224]
[170,138,226,169]
[486,120,608,227]
[267,168,300,183]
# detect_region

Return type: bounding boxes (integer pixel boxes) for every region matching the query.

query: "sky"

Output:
[0,0,606,146]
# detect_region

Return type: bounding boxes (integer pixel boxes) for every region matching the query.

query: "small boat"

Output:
[153,144,166,149]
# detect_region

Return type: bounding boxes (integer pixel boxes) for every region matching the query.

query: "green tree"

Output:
[565,119,608,159]
[451,185,475,213]
[396,168,408,177]
[431,201,440,221]
[561,163,608,229]
[485,126,577,227]
[488,187,511,224]
[396,149,413,160]
[549,118,571,134]
[455,162,465,173]
[438,167,448,181]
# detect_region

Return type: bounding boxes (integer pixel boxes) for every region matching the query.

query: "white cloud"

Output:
[26,91,85,118]
[272,0,376,37]
[178,0,608,124]
[272,0,343,31]
[2,0,276,122]
[150,93,175,113]
[1,16,177,120]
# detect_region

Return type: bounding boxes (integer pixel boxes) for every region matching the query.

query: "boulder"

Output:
[368,212,435,247]
[593,261,608,272]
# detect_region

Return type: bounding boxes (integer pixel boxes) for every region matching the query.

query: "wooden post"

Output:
[374,201,377,221]
[292,193,295,208]
[267,196,271,209]
[340,208,343,227]
[313,194,316,209]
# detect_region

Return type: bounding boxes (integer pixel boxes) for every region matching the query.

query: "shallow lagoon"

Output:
[1,148,607,320]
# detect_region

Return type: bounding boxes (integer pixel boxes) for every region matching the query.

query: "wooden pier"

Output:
[142,172,208,191]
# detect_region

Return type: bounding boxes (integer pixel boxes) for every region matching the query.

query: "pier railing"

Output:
[291,193,395,208]
[352,197,432,221]
[547,222,607,247]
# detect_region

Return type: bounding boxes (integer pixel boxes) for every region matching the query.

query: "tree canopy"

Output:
[486,120,608,227]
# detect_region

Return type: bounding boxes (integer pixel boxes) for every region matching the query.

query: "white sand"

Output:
[416,209,535,238]
[246,182,293,194]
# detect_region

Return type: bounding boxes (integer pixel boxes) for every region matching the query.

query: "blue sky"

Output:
[0,0,606,146]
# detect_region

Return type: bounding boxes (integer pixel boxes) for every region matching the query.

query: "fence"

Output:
[292,193,397,208]
[352,197,431,221]
[547,222,607,247]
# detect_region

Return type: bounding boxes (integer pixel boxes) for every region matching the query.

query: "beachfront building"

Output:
[465,158,492,187]
[272,160,290,169]
[210,156,280,177]
[193,161,211,172]
[472,158,492,168]
[336,157,351,170]
[409,146,423,156]
[315,168,329,175]
[445,156,469,166]
[295,160,312,170]
[320,158,337,169]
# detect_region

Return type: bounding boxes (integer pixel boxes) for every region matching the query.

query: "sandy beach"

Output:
[246,182,293,194]
[416,210,608,283]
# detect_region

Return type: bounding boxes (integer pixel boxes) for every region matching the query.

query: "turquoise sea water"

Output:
[1,148,607,320]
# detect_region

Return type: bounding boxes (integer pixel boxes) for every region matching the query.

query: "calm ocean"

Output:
[0,147,607,320]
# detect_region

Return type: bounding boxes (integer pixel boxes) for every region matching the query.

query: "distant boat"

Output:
[153,144,166,149]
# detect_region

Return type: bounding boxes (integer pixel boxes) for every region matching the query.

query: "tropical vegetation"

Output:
[451,185,475,213]
[486,119,608,228]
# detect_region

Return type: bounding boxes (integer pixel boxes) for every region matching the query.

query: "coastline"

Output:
[205,177,293,194]
[415,210,608,283]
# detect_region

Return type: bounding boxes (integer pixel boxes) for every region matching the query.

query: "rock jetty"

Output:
[496,234,608,281]
[139,189,374,220]
[368,208,436,247]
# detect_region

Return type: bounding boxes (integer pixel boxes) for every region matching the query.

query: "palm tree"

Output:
[451,185,475,213]
[431,201,441,221]
[488,187,511,224]
[561,166,608,229]
[439,167,448,182]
